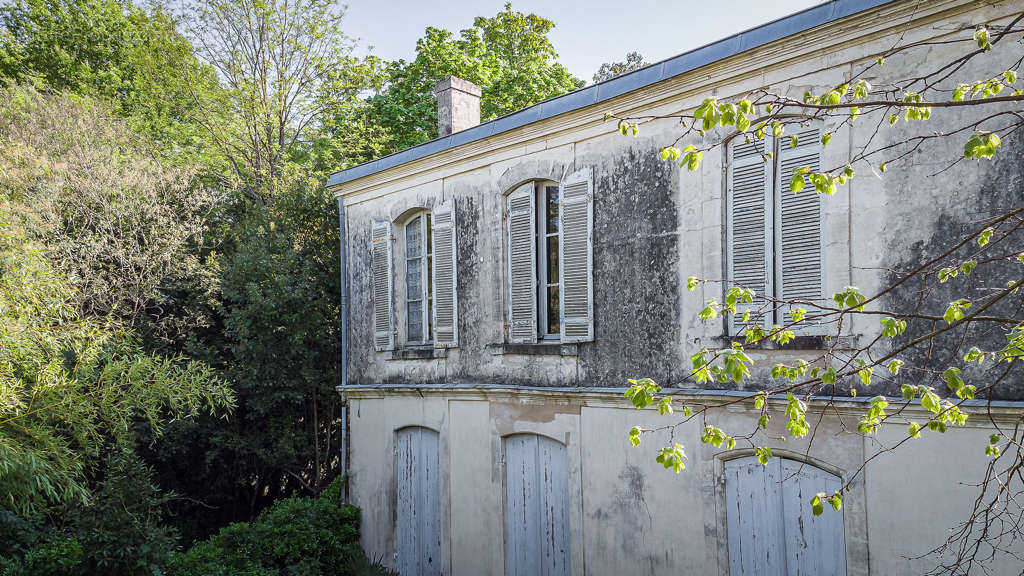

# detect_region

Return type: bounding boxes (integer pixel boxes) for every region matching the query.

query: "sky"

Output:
[343,0,823,83]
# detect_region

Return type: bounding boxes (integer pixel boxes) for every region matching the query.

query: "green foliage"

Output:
[368,2,584,152]
[1,454,178,576]
[0,222,234,512]
[593,51,647,83]
[0,0,220,160]
[143,176,342,541]
[168,478,365,576]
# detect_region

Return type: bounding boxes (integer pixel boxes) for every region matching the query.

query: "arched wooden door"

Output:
[395,427,441,576]
[724,456,846,576]
[504,434,570,576]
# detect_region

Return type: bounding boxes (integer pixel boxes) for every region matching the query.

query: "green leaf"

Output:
[790,171,805,193]
[977,227,994,246]
[811,493,824,516]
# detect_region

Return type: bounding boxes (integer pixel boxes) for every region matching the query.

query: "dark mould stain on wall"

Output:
[581,146,682,387]
[882,138,1024,400]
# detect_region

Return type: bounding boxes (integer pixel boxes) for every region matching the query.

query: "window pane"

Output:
[546,236,559,284]
[547,286,560,335]
[406,216,422,257]
[407,257,422,298]
[546,186,559,234]
[407,300,423,342]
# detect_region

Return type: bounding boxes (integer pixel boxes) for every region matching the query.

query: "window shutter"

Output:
[775,127,825,332]
[431,199,458,348]
[371,219,394,351]
[559,167,594,343]
[507,183,537,344]
[727,137,773,334]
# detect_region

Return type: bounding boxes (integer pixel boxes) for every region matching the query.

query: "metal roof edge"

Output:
[327,0,896,189]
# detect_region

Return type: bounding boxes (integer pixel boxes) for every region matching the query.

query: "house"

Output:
[327,1,1024,574]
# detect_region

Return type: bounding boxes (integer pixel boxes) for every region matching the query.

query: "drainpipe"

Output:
[337,195,349,505]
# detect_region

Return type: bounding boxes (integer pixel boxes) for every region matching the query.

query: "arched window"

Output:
[505,168,594,345]
[724,455,846,575]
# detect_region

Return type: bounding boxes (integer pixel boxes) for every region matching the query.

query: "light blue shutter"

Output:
[775,127,826,332]
[507,183,537,343]
[372,220,394,351]
[504,434,570,576]
[725,456,786,575]
[727,137,773,334]
[395,427,441,576]
[725,456,847,576]
[780,459,847,576]
[558,168,594,343]
[431,199,458,347]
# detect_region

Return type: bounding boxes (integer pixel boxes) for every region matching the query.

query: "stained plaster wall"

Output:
[337,1,1024,573]
[347,390,1023,575]
[340,1,1024,395]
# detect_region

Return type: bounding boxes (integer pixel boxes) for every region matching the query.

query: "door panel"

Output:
[396,427,441,576]
[504,434,570,576]
[725,456,846,576]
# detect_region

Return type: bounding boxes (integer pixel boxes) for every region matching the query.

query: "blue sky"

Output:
[343,0,822,83]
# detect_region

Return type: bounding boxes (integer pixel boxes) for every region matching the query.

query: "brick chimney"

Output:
[433,76,481,137]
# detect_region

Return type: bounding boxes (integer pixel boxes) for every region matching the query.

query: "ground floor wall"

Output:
[344,385,1023,576]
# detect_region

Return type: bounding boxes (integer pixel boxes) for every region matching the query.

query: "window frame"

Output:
[535,180,561,341]
[403,211,433,345]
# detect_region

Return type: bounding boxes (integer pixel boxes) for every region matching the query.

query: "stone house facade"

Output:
[327,1,1024,574]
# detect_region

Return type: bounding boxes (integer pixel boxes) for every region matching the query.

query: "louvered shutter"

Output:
[727,136,773,334]
[371,220,394,351]
[559,168,594,343]
[775,127,825,333]
[507,183,537,343]
[431,199,458,347]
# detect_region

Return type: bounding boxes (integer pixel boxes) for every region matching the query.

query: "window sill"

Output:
[389,346,448,360]
[487,342,578,356]
[709,335,860,351]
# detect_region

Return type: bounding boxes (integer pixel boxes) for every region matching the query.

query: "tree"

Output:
[592,51,647,83]
[368,2,585,153]
[0,86,218,348]
[0,206,234,513]
[184,0,381,200]
[612,15,1024,574]
[0,0,221,163]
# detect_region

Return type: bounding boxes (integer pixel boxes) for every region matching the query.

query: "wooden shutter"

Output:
[775,127,825,333]
[724,456,847,576]
[724,456,787,576]
[558,167,594,343]
[395,427,442,576]
[507,183,537,344]
[371,219,394,351]
[431,199,458,347]
[727,137,773,334]
[779,459,847,576]
[504,434,570,576]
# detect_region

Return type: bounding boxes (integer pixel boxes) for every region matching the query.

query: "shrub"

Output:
[169,478,381,576]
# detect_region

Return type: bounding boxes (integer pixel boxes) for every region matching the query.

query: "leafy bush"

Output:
[0,455,175,576]
[169,479,388,576]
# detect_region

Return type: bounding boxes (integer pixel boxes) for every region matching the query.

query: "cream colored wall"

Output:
[337,0,1024,573]
[346,389,1023,575]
